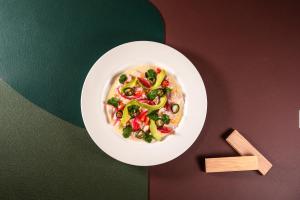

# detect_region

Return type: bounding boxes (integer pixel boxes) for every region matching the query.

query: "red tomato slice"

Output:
[158,126,173,134]
[156,68,161,73]
[138,77,151,88]
[133,88,144,99]
[133,91,143,99]
[161,80,169,87]
[131,118,140,131]
[137,110,147,122]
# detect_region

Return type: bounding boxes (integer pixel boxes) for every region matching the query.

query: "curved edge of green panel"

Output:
[0,0,165,127]
[0,80,148,200]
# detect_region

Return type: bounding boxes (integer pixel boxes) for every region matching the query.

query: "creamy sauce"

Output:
[105,65,185,141]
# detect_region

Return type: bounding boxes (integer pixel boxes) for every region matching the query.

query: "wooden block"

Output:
[205,156,258,173]
[226,130,272,175]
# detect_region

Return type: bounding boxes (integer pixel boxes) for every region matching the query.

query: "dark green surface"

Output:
[0,81,147,200]
[0,0,164,127]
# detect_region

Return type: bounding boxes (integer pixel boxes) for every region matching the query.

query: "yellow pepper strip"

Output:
[151,69,166,90]
[150,119,164,141]
[121,77,137,92]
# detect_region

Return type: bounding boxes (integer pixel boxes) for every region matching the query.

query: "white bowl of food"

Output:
[81,41,207,166]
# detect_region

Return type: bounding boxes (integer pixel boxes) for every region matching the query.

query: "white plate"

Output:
[81,41,207,166]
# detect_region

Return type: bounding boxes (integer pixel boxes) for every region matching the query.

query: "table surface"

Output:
[1,0,300,199]
[0,0,163,199]
[150,0,300,199]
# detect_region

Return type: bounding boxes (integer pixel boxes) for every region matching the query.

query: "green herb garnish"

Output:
[147,88,165,100]
[119,74,127,84]
[143,132,153,143]
[107,97,119,108]
[127,105,140,118]
[161,114,170,124]
[147,90,158,100]
[122,125,132,138]
[145,69,157,80]
[163,87,172,95]
[147,110,159,121]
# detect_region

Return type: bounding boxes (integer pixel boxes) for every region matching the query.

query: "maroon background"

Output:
[149,1,300,199]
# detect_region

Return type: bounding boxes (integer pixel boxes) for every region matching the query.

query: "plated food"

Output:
[81,41,207,165]
[105,66,185,143]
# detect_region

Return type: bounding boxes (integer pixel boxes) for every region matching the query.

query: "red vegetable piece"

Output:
[138,77,151,88]
[144,117,150,125]
[139,99,155,105]
[156,68,161,73]
[137,110,147,122]
[133,94,142,99]
[118,102,125,110]
[161,80,169,87]
[131,118,140,131]
[133,90,143,99]
[158,126,173,134]
[164,101,170,111]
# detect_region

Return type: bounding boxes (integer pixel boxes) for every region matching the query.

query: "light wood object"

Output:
[205,156,258,173]
[226,130,272,175]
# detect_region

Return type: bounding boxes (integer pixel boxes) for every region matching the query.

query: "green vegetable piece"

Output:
[147,89,157,100]
[161,114,170,124]
[156,88,164,97]
[145,69,157,79]
[120,102,134,127]
[147,110,159,120]
[120,96,167,127]
[107,97,119,107]
[142,95,167,111]
[143,132,153,143]
[151,69,166,90]
[171,103,180,114]
[143,95,167,111]
[163,87,172,95]
[122,125,132,138]
[124,87,134,96]
[147,88,164,100]
[135,130,145,139]
[127,104,140,118]
[116,110,123,118]
[119,74,127,84]
[149,120,164,141]
[148,77,156,85]
[121,77,137,92]
[155,119,164,127]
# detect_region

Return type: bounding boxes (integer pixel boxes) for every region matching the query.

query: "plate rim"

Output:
[81,41,207,166]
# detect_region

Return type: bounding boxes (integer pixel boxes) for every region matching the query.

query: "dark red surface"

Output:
[150,1,300,199]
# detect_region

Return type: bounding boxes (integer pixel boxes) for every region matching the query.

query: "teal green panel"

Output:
[0,0,164,127]
[0,81,147,200]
